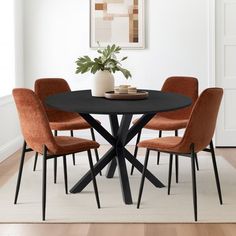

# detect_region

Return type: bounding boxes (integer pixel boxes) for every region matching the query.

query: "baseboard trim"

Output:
[0,94,13,106]
[0,136,23,163]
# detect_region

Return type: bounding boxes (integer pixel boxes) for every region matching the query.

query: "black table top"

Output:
[46,89,192,115]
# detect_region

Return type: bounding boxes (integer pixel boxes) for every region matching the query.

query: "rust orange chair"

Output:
[33,78,101,181]
[131,76,199,183]
[136,88,223,221]
[13,88,101,221]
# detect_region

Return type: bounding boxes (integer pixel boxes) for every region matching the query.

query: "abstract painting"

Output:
[90,0,145,48]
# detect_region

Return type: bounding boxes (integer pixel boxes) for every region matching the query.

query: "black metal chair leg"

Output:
[70,130,76,166]
[54,158,57,184]
[137,149,150,208]
[42,145,47,221]
[195,153,199,171]
[87,149,100,209]
[168,154,173,195]
[62,156,68,194]
[131,130,142,175]
[210,140,223,204]
[157,130,162,165]
[90,128,101,176]
[14,141,27,204]
[175,155,179,183]
[54,130,57,184]
[175,130,179,183]
[191,145,198,221]
[33,152,38,171]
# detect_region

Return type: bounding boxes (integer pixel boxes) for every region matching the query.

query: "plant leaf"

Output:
[75,44,131,78]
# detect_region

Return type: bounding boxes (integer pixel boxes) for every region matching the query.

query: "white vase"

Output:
[92,70,114,97]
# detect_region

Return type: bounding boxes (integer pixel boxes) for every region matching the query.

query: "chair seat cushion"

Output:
[49,117,99,131]
[133,116,188,131]
[138,136,183,153]
[51,136,99,155]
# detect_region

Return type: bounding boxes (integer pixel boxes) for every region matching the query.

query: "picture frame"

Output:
[90,0,145,49]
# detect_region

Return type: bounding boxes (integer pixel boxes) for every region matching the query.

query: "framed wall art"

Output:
[90,0,145,49]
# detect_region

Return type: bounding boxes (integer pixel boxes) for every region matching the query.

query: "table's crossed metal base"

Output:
[70,113,165,204]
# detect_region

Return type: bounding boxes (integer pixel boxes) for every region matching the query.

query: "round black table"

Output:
[46,90,192,204]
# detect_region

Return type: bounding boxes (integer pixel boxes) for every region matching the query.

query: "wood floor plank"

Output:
[87,224,145,236]
[1,224,236,236]
[145,224,177,236]
[216,148,236,169]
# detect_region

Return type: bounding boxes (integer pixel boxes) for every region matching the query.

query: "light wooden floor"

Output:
[0,146,236,236]
[1,223,236,236]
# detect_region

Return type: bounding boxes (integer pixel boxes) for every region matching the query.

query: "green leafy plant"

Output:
[75,44,131,79]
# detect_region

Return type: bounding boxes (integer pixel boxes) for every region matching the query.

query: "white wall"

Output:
[23,0,213,143]
[0,0,24,162]
[0,97,22,162]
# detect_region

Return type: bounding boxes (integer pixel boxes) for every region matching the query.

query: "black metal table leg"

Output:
[106,115,119,178]
[124,148,165,188]
[130,130,142,175]
[79,113,116,146]
[70,113,165,204]
[137,149,150,208]
[116,147,133,204]
[115,114,133,204]
[125,114,156,145]
[70,148,115,193]
[106,159,117,178]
